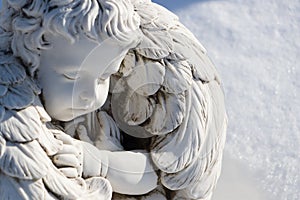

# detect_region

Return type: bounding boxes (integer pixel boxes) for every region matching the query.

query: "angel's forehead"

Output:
[44,33,100,56]
[44,32,125,56]
[40,32,128,73]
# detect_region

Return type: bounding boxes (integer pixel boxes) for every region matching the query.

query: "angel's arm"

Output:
[80,141,158,195]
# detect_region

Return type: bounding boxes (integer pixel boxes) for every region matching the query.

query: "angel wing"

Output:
[110,0,227,199]
[0,39,111,200]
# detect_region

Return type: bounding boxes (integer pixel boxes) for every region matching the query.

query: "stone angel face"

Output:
[38,33,133,121]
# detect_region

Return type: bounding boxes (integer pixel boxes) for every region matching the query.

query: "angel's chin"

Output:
[50,110,83,122]
[51,113,74,122]
[48,106,102,122]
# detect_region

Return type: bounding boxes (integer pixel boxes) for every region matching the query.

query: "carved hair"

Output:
[0,0,140,76]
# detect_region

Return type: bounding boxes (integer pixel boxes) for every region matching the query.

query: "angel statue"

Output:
[0,0,227,199]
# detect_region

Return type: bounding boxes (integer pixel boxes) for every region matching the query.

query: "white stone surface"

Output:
[0,0,227,199]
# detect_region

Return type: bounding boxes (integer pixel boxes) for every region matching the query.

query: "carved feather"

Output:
[144,92,185,135]
[126,56,165,96]
[42,168,84,199]
[38,126,63,156]
[136,31,171,60]
[0,59,26,85]
[123,91,156,126]
[150,87,203,173]
[0,173,51,200]
[0,85,8,97]
[84,177,113,200]
[169,27,219,83]
[0,32,13,51]
[0,135,5,157]
[161,119,226,191]
[1,79,36,110]
[0,140,49,180]
[0,106,42,142]
[0,106,4,122]
[133,0,178,30]
[111,85,154,138]
[162,60,193,94]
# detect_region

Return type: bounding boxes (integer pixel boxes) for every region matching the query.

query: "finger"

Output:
[53,131,74,145]
[76,125,93,144]
[53,154,79,168]
[97,112,111,134]
[57,144,80,156]
[76,125,87,136]
[64,116,85,132]
[59,167,79,178]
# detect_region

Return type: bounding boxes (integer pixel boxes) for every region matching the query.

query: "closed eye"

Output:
[63,72,80,80]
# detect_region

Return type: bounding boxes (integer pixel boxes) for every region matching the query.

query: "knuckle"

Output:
[59,167,79,178]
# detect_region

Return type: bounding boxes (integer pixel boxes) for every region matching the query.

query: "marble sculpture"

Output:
[0,0,227,199]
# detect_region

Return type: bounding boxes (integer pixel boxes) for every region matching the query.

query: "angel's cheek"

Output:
[95,78,110,107]
[41,80,75,121]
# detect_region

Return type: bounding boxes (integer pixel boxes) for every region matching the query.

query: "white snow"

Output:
[155,0,299,199]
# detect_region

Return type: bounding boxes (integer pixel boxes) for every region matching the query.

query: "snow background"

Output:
[0,0,299,199]
[151,0,299,199]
